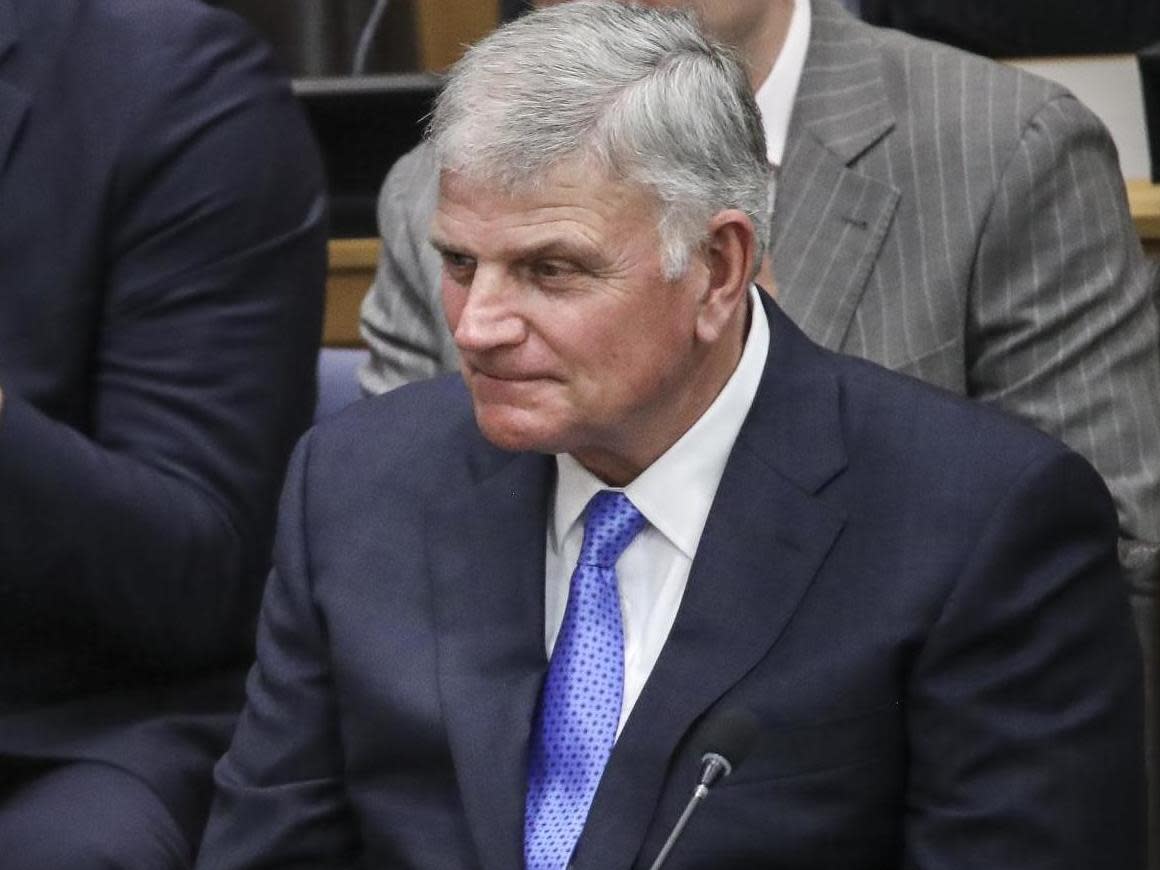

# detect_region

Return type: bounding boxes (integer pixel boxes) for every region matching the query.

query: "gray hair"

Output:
[428,0,771,280]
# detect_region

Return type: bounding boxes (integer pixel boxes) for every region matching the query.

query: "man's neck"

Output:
[738,1,796,90]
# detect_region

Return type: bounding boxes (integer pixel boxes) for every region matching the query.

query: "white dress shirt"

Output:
[545,286,770,735]
[754,0,811,171]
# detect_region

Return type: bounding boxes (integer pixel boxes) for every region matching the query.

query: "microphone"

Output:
[352,0,391,75]
[646,707,760,870]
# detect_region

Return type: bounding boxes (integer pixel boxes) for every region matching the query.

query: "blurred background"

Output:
[208,0,525,76]
[203,1,1160,242]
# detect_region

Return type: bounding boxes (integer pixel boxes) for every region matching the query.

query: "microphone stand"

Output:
[646,752,734,870]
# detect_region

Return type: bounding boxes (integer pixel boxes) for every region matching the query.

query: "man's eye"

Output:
[533,260,574,279]
[441,252,476,278]
[443,252,472,268]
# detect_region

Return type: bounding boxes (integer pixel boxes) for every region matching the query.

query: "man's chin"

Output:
[472,405,562,456]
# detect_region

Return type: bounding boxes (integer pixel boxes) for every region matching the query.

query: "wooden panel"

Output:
[325,239,380,347]
[414,0,499,71]
[1128,180,1160,258]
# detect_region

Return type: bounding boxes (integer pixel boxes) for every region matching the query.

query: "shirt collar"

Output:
[552,285,771,559]
[754,0,811,168]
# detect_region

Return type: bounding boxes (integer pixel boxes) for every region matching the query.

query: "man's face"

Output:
[433,164,716,484]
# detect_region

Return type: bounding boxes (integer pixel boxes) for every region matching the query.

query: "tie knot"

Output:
[578,490,646,569]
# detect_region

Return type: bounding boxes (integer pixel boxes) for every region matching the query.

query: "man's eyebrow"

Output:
[428,235,600,264]
[429,234,466,256]
[516,238,601,265]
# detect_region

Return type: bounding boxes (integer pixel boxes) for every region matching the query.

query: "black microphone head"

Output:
[697,707,760,772]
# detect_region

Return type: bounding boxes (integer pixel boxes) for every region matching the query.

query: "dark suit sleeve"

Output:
[860,0,1160,55]
[196,433,360,868]
[0,10,327,677]
[903,448,1145,868]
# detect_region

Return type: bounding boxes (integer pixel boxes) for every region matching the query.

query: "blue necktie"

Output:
[524,490,647,870]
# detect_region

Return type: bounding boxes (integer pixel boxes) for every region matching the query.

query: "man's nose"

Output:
[452,265,527,352]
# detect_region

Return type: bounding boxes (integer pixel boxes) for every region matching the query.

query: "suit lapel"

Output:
[428,451,554,870]
[772,0,898,351]
[0,0,29,176]
[575,301,849,870]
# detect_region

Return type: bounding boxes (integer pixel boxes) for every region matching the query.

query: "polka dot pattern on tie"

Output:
[524,490,646,870]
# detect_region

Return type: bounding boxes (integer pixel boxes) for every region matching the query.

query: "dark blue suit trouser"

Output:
[0,761,190,869]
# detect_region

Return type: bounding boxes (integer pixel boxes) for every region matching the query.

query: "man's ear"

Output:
[695,209,756,344]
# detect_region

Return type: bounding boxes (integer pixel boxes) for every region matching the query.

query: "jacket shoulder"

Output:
[829,7,1079,135]
[304,375,504,499]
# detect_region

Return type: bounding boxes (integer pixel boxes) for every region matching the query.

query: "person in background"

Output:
[198,4,1143,866]
[859,0,1160,56]
[359,0,1160,605]
[0,0,327,865]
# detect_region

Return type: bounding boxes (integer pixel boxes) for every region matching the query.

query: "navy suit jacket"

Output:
[0,0,326,845]
[200,297,1144,868]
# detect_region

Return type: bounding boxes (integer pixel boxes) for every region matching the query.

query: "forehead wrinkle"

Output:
[434,204,610,260]
[435,173,656,265]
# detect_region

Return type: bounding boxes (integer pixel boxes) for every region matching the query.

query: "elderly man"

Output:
[198,3,1143,867]
[360,0,1160,602]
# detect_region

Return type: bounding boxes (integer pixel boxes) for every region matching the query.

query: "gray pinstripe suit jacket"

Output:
[358,0,1160,579]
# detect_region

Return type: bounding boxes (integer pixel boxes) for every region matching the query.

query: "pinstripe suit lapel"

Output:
[0,0,30,176]
[771,0,898,351]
